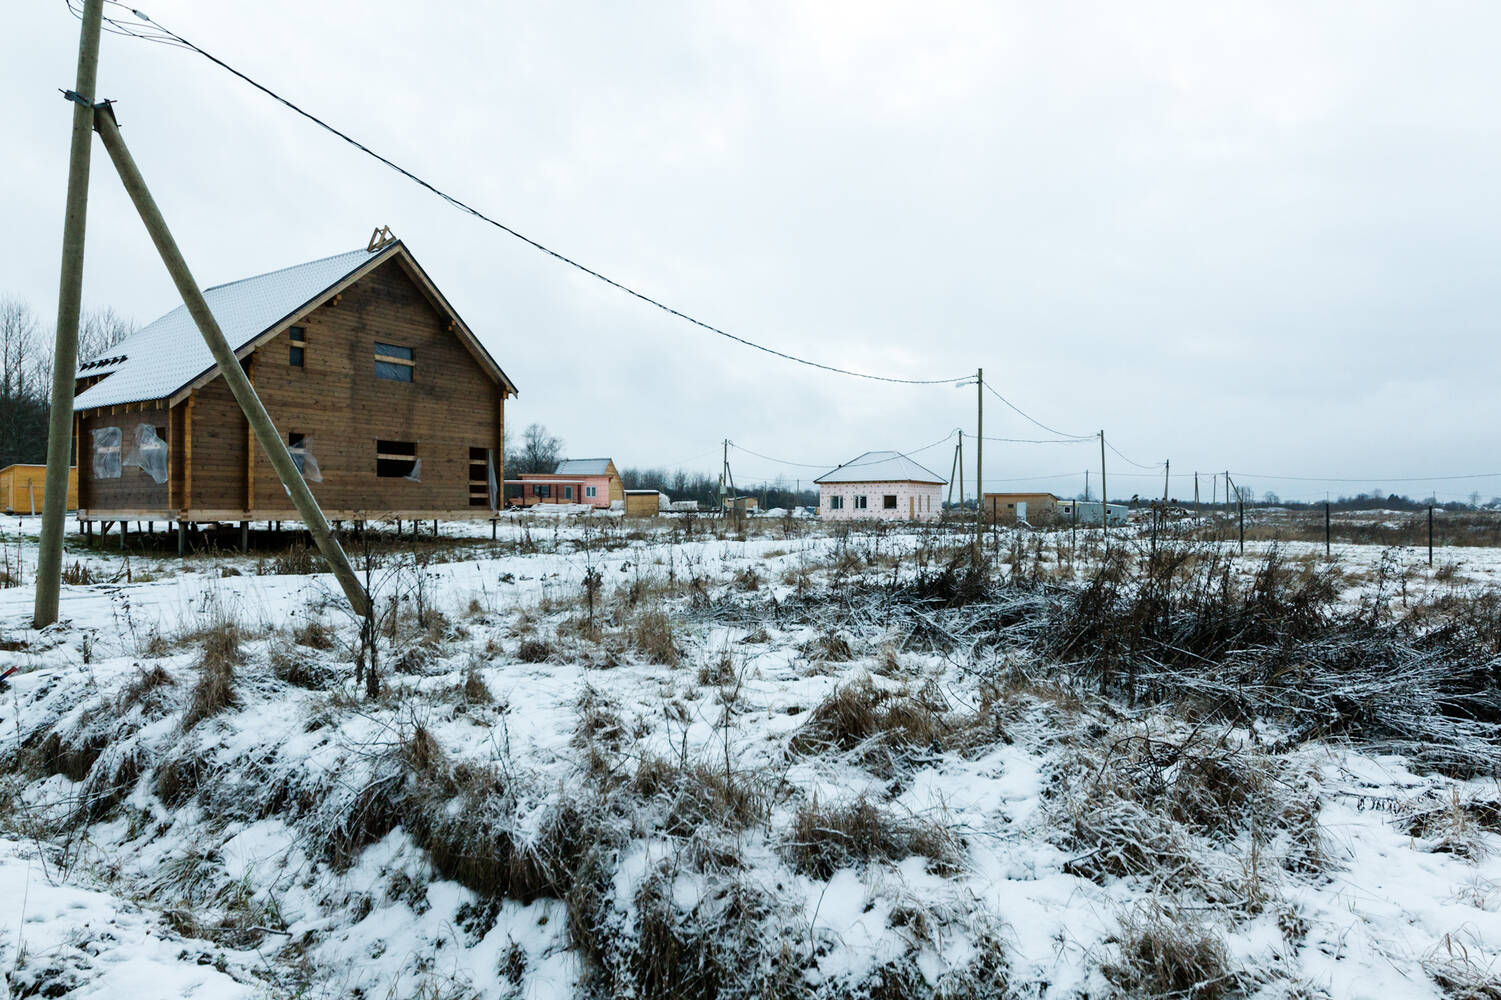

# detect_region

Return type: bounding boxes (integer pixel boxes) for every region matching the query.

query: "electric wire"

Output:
[1104,439,1165,470]
[729,430,959,472]
[978,380,1092,440]
[1230,471,1501,484]
[76,0,970,386]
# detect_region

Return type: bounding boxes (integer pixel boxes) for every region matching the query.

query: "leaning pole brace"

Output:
[92,104,369,616]
[34,0,105,629]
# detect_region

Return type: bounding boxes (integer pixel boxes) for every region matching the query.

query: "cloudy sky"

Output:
[7,1,1500,501]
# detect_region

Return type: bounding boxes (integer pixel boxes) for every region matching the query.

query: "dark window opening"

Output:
[289,432,306,474]
[883,495,898,509]
[374,341,414,382]
[563,485,573,500]
[854,495,868,509]
[469,446,490,507]
[534,484,552,498]
[376,439,418,478]
[289,326,306,367]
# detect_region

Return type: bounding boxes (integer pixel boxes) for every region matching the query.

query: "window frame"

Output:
[854,495,868,509]
[373,341,415,382]
[535,484,552,499]
[375,439,418,478]
[289,325,307,367]
[883,494,898,510]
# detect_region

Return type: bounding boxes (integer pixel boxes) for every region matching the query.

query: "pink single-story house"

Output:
[513,458,623,508]
[815,451,946,522]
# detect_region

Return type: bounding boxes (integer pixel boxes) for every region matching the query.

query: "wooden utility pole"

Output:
[1163,459,1170,503]
[975,367,983,547]
[93,107,367,615]
[946,441,959,510]
[1099,431,1108,538]
[957,431,964,518]
[1084,469,1089,502]
[34,0,105,628]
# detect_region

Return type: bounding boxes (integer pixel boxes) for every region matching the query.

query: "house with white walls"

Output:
[814,451,946,522]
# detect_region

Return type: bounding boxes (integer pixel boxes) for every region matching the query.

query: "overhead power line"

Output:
[730,429,959,472]
[979,380,1092,440]
[1231,471,1501,484]
[78,0,970,386]
[1104,439,1163,471]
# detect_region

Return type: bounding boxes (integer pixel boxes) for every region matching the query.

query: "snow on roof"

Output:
[813,450,947,485]
[73,246,389,410]
[554,459,614,476]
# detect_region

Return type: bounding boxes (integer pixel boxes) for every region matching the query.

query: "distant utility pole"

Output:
[34,0,104,628]
[975,367,983,546]
[1084,469,1089,502]
[957,431,965,516]
[1163,459,1170,503]
[946,439,960,510]
[1099,430,1108,539]
[719,439,729,513]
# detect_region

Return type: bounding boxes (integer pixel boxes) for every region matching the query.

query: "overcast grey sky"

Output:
[6,1,1500,501]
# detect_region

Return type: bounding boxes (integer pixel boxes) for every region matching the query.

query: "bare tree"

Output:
[511,423,564,475]
[0,296,47,466]
[78,305,135,362]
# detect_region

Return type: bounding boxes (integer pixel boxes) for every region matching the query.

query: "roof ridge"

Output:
[201,245,376,294]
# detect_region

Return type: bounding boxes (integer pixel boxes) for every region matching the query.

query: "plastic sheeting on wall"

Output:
[404,458,421,482]
[290,437,323,483]
[123,423,169,484]
[487,449,498,510]
[92,427,122,479]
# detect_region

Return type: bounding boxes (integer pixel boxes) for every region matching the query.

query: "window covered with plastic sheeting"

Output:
[92,427,122,479]
[488,449,498,510]
[288,433,322,482]
[405,458,421,482]
[123,423,169,483]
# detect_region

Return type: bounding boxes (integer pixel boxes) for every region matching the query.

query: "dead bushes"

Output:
[789,677,947,773]
[1101,904,1241,1000]
[181,623,241,732]
[1052,722,1318,887]
[785,797,962,879]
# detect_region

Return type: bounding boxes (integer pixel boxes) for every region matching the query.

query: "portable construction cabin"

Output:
[623,490,661,517]
[515,458,622,508]
[72,240,517,526]
[1056,499,1128,526]
[0,464,77,514]
[815,451,945,522]
[721,496,758,512]
[984,492,1059,525]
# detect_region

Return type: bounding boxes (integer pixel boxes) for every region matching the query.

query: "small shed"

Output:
[0,465,77,514]
[624,490,661,517]
[814,451,945,521]
[722,496,758,512]
[984,492,1059,525]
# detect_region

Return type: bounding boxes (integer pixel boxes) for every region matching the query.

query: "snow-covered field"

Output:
[1,514,1499,998]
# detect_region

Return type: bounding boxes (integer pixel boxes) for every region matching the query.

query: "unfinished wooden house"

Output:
[72,240,517,527]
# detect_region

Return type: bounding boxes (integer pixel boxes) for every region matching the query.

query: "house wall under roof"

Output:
[818,480,942,522]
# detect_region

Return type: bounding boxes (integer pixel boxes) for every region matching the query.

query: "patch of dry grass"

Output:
[785,797,962,879]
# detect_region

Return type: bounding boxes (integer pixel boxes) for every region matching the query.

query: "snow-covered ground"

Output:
[1,517,1499,998]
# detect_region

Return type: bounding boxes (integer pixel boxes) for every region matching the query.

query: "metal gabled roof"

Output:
[813,450,947,485]
[74,247,385,411]
[72,241,517,410]
[554,458,615,476]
